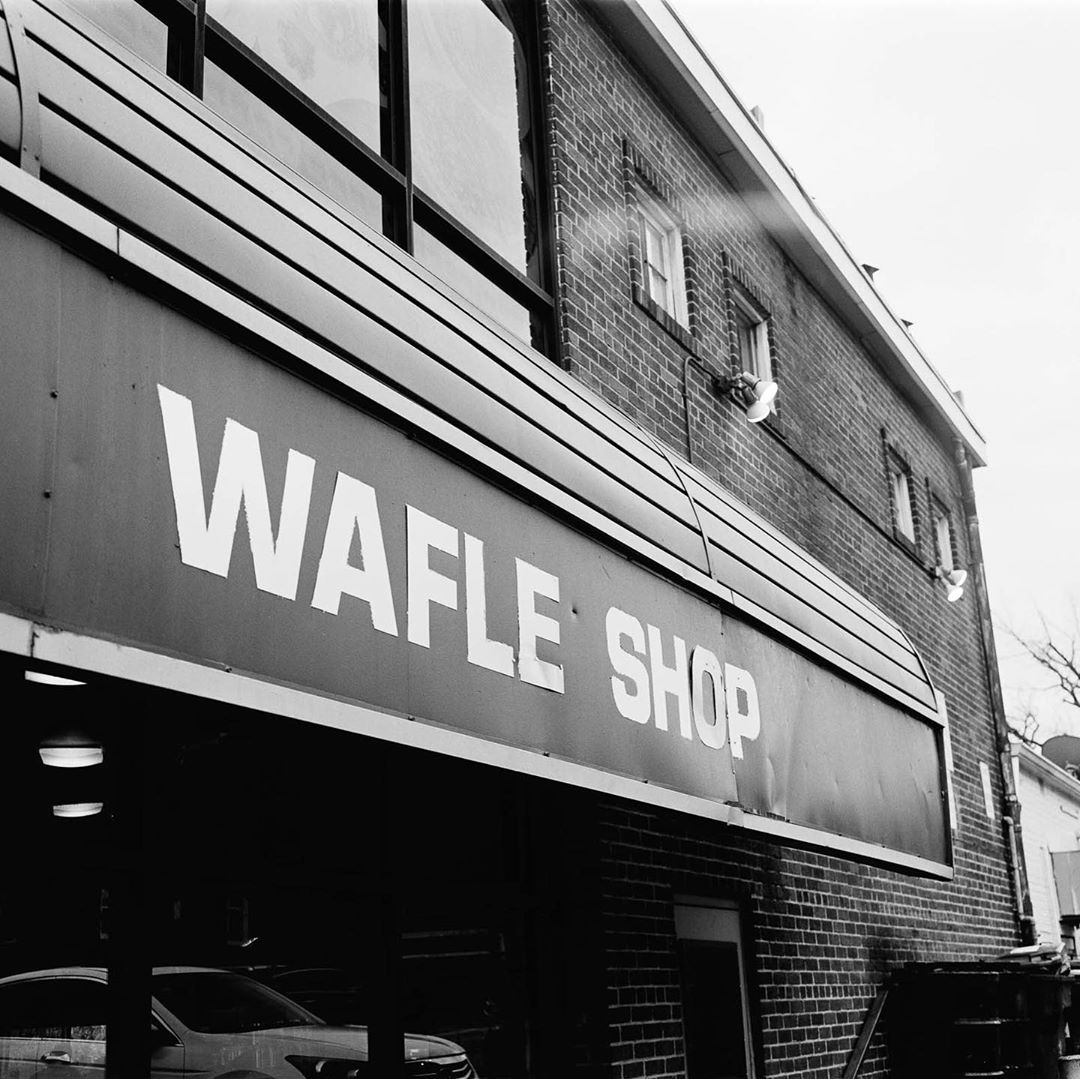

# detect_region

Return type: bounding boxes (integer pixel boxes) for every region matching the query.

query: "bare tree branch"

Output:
[1009,615,1080,716]
[1006,703,1042,748]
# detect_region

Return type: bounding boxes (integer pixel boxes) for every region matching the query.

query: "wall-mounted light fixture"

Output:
[936,567,967,603]
[714,370,779,424]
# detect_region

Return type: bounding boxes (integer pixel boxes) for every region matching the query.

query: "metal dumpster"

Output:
[888,963,1072,1078]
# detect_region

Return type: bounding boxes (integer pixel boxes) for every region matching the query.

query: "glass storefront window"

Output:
[409,0,530,273]
[66,0,169,71]
[0,659,591,1077]
[206,0,382,149]
[203,60,384,228]
[64,0,553,353]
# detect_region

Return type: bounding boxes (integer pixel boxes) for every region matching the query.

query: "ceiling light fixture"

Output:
[52,802,104,819]
[25,671,86,687]
[39,744,103,769]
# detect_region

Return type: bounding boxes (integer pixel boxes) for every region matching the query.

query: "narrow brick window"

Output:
[733,286,771,383]
[886,449,917,545]
[638,192,688,327]
[931,496,957,572]
[623,138,696,349]
[723,255,780,422]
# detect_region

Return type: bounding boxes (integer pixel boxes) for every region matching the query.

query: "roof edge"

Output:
[585,0,988,467]
[1014,742,1080,801]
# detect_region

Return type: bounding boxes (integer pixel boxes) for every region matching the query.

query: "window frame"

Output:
[929,492,958,573]
[732,286,772,383]
[637,192,688,328]
[73,0,557,355]
[885,447,918,548]
[623,139,696,351]
[721,255,781,426]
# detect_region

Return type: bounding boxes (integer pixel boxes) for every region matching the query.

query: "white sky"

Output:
[672,0,1080,741]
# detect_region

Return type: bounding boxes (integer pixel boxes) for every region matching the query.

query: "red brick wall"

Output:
[541,3,1020,1076]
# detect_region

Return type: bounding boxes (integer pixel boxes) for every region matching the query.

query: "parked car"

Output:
[0,966,476,1078]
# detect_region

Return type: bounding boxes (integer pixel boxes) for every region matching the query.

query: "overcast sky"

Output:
[671,0,1080,742]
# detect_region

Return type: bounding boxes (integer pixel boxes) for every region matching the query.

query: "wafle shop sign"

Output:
[0,223,947,870]
[156,385,763,772]
[91,377,942,867]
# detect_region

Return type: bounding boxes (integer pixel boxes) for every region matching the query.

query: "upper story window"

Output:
[733,286,771,383]
[722,256,778,422]
[886,448,917,545]
[931,496,957,572]
[67,0,554,354]
[639,194,687,326]
[623,139,696,351]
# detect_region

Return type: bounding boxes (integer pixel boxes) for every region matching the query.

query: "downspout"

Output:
[954,437,1036,944]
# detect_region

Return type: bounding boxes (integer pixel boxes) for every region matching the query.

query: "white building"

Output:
[1015,741,1080,949]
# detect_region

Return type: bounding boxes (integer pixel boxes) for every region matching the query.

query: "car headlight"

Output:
[285,1056,366,1079]
[286,1054,476,1079]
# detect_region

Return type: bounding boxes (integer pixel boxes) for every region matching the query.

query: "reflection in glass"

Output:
[0,663,115,1075]
[152,970,320,1033]
[0,663,532,1079]
[204,61,383,228]
[207,0,382,148]
[409,0,529,271]
[414,227,532,343]
[65,0,168,70]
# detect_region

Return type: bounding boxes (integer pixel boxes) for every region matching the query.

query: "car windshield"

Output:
[152,971,322,1034]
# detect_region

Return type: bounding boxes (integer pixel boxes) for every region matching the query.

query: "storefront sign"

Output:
[158,384,763,771]
[0,226,948,869]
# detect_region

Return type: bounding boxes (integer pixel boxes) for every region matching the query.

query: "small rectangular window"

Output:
[932,498,955,571]
[887,452,916,543]
[733,290,771,383]
[638,195,687,326]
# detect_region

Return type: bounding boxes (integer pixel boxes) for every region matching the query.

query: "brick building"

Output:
[0,1,1024,1077]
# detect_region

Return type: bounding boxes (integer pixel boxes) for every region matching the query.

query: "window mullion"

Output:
[161,0,203,94]
[191,0,205,97]
[381,0,413,253]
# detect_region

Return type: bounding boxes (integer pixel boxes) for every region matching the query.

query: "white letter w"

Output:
[157,384,315,600]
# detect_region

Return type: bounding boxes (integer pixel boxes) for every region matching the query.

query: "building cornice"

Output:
[583,0,988,466]
[1014,742,1080,803]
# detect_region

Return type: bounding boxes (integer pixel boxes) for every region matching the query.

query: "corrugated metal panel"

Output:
[681,468,937,715]
[0,13,13,76]
[0,11,22,155]
[0,73,17,156]
[0,212,57,616]
[3,0,940,725]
